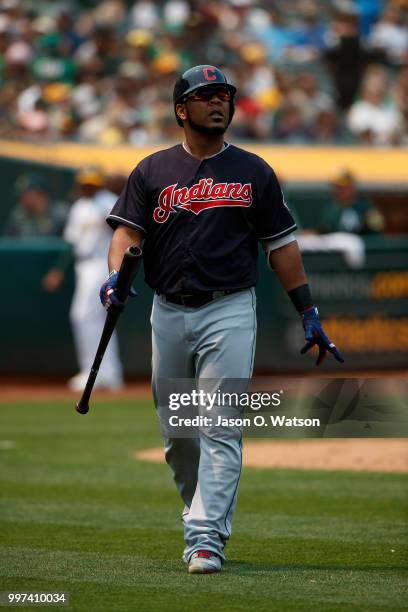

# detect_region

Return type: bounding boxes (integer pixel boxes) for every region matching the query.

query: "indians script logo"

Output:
[153,179,252,223]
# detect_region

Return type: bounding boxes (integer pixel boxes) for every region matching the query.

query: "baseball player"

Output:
[43,167,123,392]
[100,66,343,574]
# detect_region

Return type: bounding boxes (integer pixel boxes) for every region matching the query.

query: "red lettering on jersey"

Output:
[153,180,252,222]
[180,199,250,215]
[175,186,189,205]
[238,184,252,200]
[202,179,213,199]
[154,183,177,223]
[189,179,207,200]
[203,67,216,81]
[228,184,241,199]
[209,182,228,199]
[224,184,234,198]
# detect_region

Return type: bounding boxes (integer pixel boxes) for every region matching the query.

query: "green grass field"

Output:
[0,399,407,611]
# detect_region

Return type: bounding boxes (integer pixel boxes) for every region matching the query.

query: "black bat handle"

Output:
[115,245,143,303]
[75,245,143,415]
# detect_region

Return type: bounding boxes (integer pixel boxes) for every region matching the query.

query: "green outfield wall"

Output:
[1,236,407,376]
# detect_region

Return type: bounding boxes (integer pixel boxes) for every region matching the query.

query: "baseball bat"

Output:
[75,245,143,415]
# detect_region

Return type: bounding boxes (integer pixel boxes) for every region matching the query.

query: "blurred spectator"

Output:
[47,7,83,59]
[42,167,123,392]
[93,0,126,29]
[355,0,383,38]
[289,0,328,61]
[74,24,121,77]
[273,102,311,143]
[324,2,386,110]
[287,72,334,125]
[233,94,270,140]
[130,1,160,30]
[392,65,408,145]
[368,4,408,66]
[347,67,403,145]
[32,30,77,84]
[320,169,385,234]
[3,173,68,237]
[310,107,345,143]
[230,41,275,139]
[253,7,299,64]
[124,28,154,64]
[163,0,191,34]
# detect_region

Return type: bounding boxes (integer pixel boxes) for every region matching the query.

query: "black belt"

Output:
[163,289,244,308]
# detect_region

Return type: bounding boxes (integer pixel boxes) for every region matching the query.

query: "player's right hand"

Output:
[99,270,137,310]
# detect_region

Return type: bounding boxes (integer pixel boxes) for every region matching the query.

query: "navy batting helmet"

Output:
[173,65,237,127]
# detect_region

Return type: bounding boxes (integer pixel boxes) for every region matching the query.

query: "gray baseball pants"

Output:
[150,288,257,562]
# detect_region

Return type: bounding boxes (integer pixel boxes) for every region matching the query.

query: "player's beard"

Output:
[186,112,227,136]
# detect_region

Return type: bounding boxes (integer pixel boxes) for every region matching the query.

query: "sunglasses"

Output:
[186,86,231,102]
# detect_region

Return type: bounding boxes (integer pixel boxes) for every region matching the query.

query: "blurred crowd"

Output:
[0,0,407,145]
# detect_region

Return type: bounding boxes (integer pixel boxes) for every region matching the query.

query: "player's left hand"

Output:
[300,306,344,366]
[99,270,138,310]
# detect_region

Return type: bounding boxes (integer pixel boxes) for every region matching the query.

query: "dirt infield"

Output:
[0,382,152,401]
[135,439,408,473]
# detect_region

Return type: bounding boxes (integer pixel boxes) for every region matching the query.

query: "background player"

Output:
[100,65,343,574]
[43,166,123,392]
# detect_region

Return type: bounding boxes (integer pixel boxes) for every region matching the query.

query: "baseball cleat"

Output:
[188,550,222,574]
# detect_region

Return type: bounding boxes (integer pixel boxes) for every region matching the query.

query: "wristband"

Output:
[288,283,313,313]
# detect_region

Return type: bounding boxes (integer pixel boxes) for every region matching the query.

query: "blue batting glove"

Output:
[300,306,344,366]
[99,270,138,311]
